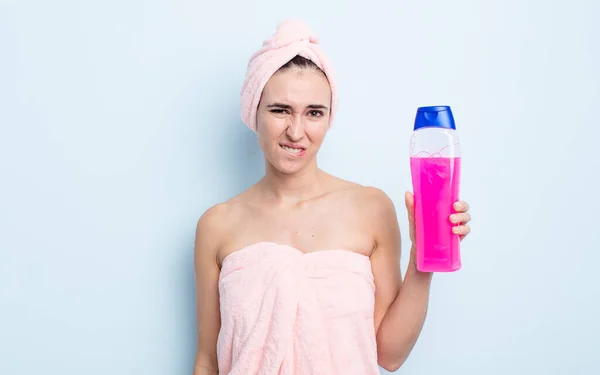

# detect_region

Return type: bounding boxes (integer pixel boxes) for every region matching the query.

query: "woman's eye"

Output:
[270,109,287,114]
[309,110,323,117]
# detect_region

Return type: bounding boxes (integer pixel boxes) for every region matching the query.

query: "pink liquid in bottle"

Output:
[410,156,461,272]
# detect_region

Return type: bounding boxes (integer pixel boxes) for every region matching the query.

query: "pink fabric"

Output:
[240,19,338,132]
[216,242,379,375]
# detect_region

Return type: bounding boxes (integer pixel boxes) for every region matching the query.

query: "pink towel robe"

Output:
[216,242,380,375]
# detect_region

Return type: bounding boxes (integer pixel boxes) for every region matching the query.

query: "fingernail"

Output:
[450,215,457,223]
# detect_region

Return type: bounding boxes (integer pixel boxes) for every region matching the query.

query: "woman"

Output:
[193,19,472,375]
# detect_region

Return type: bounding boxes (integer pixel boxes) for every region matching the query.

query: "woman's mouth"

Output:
[280,144,305,155]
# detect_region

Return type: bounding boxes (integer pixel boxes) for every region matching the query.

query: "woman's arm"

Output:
[373,245,433,372]
[192,206,225,375]
[368,189,471,372]
[365,189,432,372]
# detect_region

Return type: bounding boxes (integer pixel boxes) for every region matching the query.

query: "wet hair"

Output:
[278,55,325,76]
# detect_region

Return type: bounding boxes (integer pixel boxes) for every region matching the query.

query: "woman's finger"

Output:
[453,201,470,212]
[452,225,471,236]
[450,212,471,224]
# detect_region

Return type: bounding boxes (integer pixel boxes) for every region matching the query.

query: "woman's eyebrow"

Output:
[266,103,328,110]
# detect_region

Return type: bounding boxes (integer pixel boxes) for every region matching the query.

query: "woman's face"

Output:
[256,68,331,175]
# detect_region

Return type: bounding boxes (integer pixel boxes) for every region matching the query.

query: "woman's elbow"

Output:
[379,359,402,373]
[377,350,407,372]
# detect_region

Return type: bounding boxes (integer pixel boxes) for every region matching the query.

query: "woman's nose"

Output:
[286,118,305,141]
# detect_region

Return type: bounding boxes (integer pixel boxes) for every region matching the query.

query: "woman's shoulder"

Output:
[327,179,400,246]
[196,186,258,235]
[195,203,230,245]
[328,175,395,210]
[328,178,401,250]
[195,199,246,262]
[197,196,246,231]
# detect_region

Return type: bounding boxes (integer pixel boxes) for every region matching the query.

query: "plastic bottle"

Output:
[410,105,462,272]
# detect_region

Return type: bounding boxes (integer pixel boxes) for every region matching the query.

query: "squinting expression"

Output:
[256,68,332,174]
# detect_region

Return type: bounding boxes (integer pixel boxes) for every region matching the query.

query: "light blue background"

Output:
[1,0,599,374]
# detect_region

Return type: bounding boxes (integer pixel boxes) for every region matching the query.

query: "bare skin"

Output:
[193,66,472,374]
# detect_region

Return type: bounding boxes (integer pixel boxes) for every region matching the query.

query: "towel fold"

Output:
[240,19,338,132]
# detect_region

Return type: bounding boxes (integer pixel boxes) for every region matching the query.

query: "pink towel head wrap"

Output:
[240,19,338,132]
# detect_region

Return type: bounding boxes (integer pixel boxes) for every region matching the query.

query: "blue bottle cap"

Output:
[414,105,456,130]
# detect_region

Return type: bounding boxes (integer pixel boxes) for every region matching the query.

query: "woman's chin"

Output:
[267,158,306,175]
[276,164,303,175]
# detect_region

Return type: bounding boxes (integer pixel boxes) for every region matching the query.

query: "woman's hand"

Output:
[404,192,472,244]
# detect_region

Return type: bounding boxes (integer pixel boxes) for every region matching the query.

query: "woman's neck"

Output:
[260,162,327,205]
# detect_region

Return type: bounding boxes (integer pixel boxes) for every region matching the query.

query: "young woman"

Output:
[193,19,472,375]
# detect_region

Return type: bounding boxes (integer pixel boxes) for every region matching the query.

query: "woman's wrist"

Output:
[407,243,434,281]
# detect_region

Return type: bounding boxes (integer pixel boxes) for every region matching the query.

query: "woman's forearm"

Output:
[376,244,433,371]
